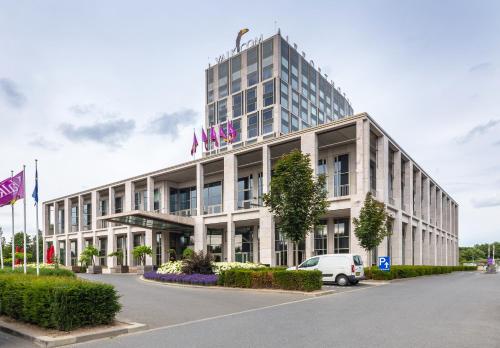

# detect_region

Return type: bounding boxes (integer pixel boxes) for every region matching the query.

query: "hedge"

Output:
[0,267,75,278]
[364,265,477,280]
[218,268,322,292]
[0,274,120,331]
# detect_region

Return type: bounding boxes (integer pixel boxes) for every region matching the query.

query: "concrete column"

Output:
[391,212,403,265]
[287,240,295,267]
[305,231,314,259]
[77,232,84,264]
[326,218,335,254]
[424,178,430,223]
[78,195,84,231]
[253,224,259,263]
[126,228,133,267]
[65,237,71,266]
[147,176,154,212]
[54,202,59,235]
[415,222,423,265]
[393,151,402,209]
[91,191,98,231]
[145,229,154,265]
[64,198,70,234]
[125,181,133,212]
[262,145,271,194]
[377,135,389,202]
[162,231,169,263]
[226,220,235,262]
[259,213,274,266]
[42,237,48,263]
[194,217,206,252]
[300,132,318,175]
[196,163,204,215]
[350,206,367,264]
[164,181,170,214]
[223,154,237,213]
[355,118,370,197]
[107,228,116,267]
[403,223,413,265]
[415,171,422,219]
[53,238,60,265]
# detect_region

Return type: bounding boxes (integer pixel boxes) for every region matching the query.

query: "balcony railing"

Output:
[333,184,350,198]
[171,208,197,217]
[237,199,261,210]
[204,205,222,215]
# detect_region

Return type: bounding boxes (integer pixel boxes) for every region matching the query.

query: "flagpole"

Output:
[0,227,4,269]
[11,170,15,270]
[23,165,27,274]
[35,159,39,276]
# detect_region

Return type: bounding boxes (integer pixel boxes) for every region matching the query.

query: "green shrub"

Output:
[218,268,322,292]
[363,265,476,280]
[0,274,120,331]
[0,267,75,277]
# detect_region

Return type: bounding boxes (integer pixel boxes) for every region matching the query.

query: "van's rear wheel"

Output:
[336,275,349,286]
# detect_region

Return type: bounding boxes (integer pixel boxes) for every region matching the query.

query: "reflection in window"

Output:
[203,181,222,214]
[262,108,273,135]
[247,112,259,139]
[280,107,289,134]
[246,88,257,113]
[218,61,229,98]
[218,99,227,123]
[334,154,349,197]
[262,39,273,80]
[263,80,274,107]
[247,46,259,87]
[334,218,350,253]
[314,222,327,255]
[232,93,243,118]
[231,55,241,94]
[235,226,254,263]
[238,175,253,209]
[207,228,223,262]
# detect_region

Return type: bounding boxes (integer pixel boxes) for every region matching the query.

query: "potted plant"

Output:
[82,246,102,274]
[108,250,129,273]
[133,245,153,275]
[76,253,90,273]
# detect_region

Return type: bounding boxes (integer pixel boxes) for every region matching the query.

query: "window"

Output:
[301,58,309,98]
[280,107,289,134]
[207,228,223,262]
[58,208,65,233]
[218,99,227,123]
[208,103,216,126]
[300,96,308,125]
[170,187,196,215]
[292,91,299,116]
[117,235,128,266]
[334,154,349,197]
[232,93,243,118]
[310,106,318,126]
[206,67,214,103]
[262,108,273,134]
[247,112,259,139]
[291,114,299,132]
[100,199,108,216]
[318,110,325,124]
[169,188,178,213]
[71,206,78,231]
[134,190,147,210]
[314,222,327,255]
[59,241,66,266]
[263,80,274,107]
[262,39,273,80]
[115,196,123,213]
[333,218,349,253]
[247,46,259,86]
[156,232,162,266]
[70,240,77,266]
[154,188,160,211]
[203,181,222,214]
[280,80,289,109]
[235,226,254,263]
[83,203,91,230]
[280,38,289,82]
[232,118,241,143]
[218,60,229,98]
[370,132,377,193]
[290,49,299,90]
[238,175,253,209]
[300,256,319,268]
[246,87,257,113]
[231,55,241,94]
[388,150,395,202]
[318,159,327,191]
[99,237,107,266]
[275,228,288,266]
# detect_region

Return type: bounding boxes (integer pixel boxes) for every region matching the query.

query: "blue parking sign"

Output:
[378,256,391,271]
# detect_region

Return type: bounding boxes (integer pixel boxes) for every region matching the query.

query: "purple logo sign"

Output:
[0,171,24,207]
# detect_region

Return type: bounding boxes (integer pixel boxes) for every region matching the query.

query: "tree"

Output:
[459,247,485,263]
[81,245,99,266]
[132,245,153,267]
[353,193,391,265]
[263,149,328,269]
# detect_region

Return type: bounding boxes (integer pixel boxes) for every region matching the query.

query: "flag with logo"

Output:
[210,126,219,147]
[0,171,24,207]
[201,128,208,150]
[191,131,199,155]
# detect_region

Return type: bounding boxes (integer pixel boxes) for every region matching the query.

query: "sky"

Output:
[0,0,499,246]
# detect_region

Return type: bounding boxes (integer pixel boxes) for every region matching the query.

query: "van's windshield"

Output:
[353,255,363,266]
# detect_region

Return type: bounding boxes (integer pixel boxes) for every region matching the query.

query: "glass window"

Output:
[70,240,77,266]
[71,205,78,231]
[238,175,253,209]
[292,91,299,116]
[218,60,229,98]
[334,218,350,253]
[232,118,241,143]
[280,107,289,134]
[154,188,160,211]
[208,103,216,126]
[334,154,349,197]
[218,99,227,123]
[300,96,308,124]
[203,181,222,214]
[314,222,327,255]
[290,49,299,90]
[291,114,299,132]
[59,241,66,266]
[206,67,214,103]
[207,228,223,261]
[247,112,259,139]
[262,108,273,134]
[235,226,254,263]
[280,80,289,109]
[232,93,243,118]
[275,227,287,266]
[231,55,241,94]
[246,87,257,113]
[169,188,178,213]
[262,39,274,80]
[263,80,274,107]
[300,256,319,268]
[310,106,317,126]
[114,196,123,214]
[100,199,108,216]
[280,38,289,82]
[247,46,259,87]
[58,208,65,233]
[83,203,91,229]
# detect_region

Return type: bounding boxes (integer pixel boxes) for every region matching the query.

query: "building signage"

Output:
[215,33,263,64]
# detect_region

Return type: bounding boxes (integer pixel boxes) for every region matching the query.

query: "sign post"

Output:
[378,256,391,272]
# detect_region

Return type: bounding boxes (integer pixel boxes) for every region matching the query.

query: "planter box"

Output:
[136,265,153,275]
[87,265,103,274]
[71,265,86,273]
[109,265,130,273]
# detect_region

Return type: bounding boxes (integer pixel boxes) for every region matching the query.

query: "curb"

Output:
[140,276,336,297]
[0,320,147,348]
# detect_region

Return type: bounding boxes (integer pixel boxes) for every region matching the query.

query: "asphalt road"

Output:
[74,271,499,348]
[2,272,498,347]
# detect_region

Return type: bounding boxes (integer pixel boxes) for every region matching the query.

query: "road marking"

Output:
[74,282,382,346]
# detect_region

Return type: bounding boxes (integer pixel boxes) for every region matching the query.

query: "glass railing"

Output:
[333,184,350,197]
[204,205,222,215]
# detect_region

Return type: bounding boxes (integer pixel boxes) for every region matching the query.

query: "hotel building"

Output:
[42,31,458,270]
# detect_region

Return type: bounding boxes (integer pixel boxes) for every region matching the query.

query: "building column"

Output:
[391,212,403,265]
[78,195,84,232]
[65,236,71,267]
[54,202,59,235]
[355,118,370,196]
[64,198,70,234]
[107,228,117,268]
[377,135,389,202]
[393,151,402,209]
[162,231,169,263]
[305,231,314,259]
[145,229,154,266]
[194,217,206,253]
[223,154,237,213]
[125,181,133,212]
[327,218,335,254]
[226,220,235,262]
[300,132,318,174]
[259,213,274,266]
[53,238,60,265]
[196,163,204,216]
[126,228,133,267]
[91,191,98,231]
[262,145,271,194]
[147,176,154,212]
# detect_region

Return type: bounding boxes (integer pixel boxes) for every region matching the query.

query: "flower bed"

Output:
[144,271,218,286]
[157,261,183,274]
[157,261,266,275]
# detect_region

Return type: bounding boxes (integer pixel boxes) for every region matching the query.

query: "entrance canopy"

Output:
[99,210,194,233]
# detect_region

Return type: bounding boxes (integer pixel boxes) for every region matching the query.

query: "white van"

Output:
[288,254,365,286]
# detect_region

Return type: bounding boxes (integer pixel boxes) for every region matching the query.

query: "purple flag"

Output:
[0,171,25,207]
[219,125,228,143]
[210,126,219,147]
[201,128,208,150]
[228,121,237,143]
[190,131,198,156]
